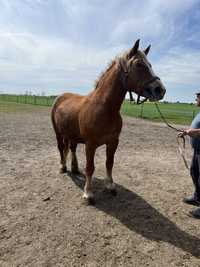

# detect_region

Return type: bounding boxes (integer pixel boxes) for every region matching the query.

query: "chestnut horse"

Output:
[51,39,166,204]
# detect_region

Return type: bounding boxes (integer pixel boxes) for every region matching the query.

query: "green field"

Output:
[0,94,199,125]
[0,94,55,106]
[121,101,199,125]
[0,100,51,113]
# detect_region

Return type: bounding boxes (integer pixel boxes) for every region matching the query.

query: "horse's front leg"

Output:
[105,139,119,195]
[83,143,96,204]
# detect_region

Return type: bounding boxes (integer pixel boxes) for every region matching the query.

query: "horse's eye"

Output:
[136,62,146,68]
[136,61,148,70]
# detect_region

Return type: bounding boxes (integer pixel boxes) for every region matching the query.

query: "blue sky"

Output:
[0,0,200,102]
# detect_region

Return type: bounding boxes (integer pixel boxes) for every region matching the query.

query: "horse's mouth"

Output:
[142,87,165,101]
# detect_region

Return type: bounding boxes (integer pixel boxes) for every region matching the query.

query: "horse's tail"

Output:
[51,95,61,135]
[51,93,78,135]
[51,105,57,134]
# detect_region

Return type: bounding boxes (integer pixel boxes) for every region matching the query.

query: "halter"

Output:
[120,61,161,105]
[133,76,161,105]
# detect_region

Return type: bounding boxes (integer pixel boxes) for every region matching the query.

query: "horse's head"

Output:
[120,39,166,102]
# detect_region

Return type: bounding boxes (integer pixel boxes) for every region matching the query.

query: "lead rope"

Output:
[176,136,189,170]
[154,102,189,170]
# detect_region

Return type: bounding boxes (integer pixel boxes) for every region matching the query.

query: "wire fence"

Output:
[121,101,199,125]
[0,94,198,125]
[0,94,56,106]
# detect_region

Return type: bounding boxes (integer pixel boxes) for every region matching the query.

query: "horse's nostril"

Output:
[154,86,162,96]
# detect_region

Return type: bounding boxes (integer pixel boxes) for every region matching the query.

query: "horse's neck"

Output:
[94,66,127,113]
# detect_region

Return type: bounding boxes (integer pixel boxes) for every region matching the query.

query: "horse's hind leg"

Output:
[56,134,69,173]
[105,139,119,195]
[70,142,79,174]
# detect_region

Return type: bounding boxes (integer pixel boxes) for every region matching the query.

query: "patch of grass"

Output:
[1,94,199,125]
[121,101,199,125]
[0,101,50,113]
[0,94,55,106]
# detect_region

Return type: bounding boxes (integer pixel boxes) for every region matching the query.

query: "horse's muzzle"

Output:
[146,85,166,101]
[153,86,166,100]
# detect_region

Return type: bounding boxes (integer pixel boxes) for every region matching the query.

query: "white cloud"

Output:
[155,48,200,86]
[151,47,200,102]
[151,0,198,14]
[0,29,127,94]
[0,0,199,101]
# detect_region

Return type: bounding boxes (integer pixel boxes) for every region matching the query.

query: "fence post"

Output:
[140,102,144,118]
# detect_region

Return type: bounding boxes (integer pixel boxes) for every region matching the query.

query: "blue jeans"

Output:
[190,150,200,201]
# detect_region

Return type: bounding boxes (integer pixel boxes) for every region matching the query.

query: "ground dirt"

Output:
[1,104,200,267]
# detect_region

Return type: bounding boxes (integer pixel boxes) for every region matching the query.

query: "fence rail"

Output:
[0,94,56,106]
[121,101,198,125]
[0,94,198,125]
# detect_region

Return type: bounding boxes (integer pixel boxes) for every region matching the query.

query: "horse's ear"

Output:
[144,45,151,56]
[128,39,140,59]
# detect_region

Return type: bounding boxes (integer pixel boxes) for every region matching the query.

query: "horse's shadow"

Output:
[66,171,200,258]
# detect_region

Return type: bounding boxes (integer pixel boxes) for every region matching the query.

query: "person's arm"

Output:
[178,128,200,137]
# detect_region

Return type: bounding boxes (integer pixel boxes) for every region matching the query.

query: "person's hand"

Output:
[177,128,197,138]
[185,128,195,137]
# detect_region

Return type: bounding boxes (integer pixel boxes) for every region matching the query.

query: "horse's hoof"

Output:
[88,197,96,205]
[105,182,117,196]
[110,188,117,196]
[83,197,95,206]
[71,168,80,175]
[83,192,95,205]
[60,166,67,173]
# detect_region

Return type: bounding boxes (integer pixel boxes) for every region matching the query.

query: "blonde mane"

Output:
[94,60,116,90]
[94,52,129,90]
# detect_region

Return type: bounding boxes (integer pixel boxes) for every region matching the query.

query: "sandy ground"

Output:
[1,104,200,267]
